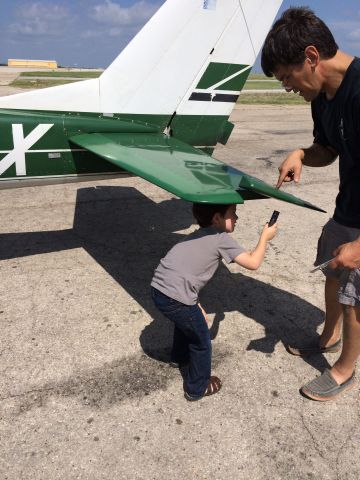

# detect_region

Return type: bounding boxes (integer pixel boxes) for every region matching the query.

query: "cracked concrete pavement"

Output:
[0,87,359,479]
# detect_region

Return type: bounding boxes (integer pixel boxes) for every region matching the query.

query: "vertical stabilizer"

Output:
[99,0,283,116]
[0,0,282,128]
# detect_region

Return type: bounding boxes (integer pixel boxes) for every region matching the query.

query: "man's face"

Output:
[274,61,321,102]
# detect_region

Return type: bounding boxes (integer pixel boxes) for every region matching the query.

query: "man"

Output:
[261,7,360,401]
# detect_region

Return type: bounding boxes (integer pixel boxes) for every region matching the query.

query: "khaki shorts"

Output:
[316,218,360,308]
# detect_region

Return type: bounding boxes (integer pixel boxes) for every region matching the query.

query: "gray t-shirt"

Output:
[151,226,245,305]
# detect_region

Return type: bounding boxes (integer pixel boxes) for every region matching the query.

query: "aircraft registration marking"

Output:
[203,0,217,10]
[0,124,54,176]
[0,149,86,154]
[0,123,85,176]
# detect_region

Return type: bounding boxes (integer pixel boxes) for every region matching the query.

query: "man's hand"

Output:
[276,149,304,188]
[330,237,360,269]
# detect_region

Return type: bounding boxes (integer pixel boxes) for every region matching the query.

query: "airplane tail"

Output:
[0,0,282,148]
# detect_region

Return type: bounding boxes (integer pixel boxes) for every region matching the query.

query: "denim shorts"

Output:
[316,218,360,307]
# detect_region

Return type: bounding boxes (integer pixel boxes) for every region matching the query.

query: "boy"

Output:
[151,203,277,401]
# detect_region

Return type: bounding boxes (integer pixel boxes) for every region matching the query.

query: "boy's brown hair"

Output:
[192,203,231,228]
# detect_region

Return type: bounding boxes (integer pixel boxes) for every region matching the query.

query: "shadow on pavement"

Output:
[0,185,329,375]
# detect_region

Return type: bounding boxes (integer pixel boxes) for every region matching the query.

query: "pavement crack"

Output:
[334,415,360,480]
[299,412,327,460]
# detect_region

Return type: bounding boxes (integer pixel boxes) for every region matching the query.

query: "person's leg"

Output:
[171,326,189,365]
[300,266,360,400]
[151,288,214,397]
[331,305,360,384]
[301,304,359,401]
[151,287,188,364]
[184,304,212,397]
[319,276,343,348]
[288,220,345,356]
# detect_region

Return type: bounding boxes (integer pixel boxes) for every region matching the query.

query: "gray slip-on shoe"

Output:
[300,369,355,401]
[287,338,341,356]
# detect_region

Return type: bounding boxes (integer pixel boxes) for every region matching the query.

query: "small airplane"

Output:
[0,0,324,212]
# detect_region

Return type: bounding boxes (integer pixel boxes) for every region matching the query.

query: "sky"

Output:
[0,1,359,70]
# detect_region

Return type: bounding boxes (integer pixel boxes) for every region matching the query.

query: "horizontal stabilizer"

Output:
[70,132,325,211]
[238,175,326,212]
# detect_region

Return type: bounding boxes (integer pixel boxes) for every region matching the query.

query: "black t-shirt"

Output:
[312,57,360,228]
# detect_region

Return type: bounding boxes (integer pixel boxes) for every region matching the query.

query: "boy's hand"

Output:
[262,222,278,241]
[198,302,209,324]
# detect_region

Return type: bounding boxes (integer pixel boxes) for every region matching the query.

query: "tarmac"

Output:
[0,80,359,479]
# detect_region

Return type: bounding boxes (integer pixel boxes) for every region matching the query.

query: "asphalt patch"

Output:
[4,345,230,415]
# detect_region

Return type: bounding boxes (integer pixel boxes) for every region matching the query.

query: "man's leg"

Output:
[301,304,359,401]
[331,305,360,384]
[288,276,342,355]
[319,276,343,348]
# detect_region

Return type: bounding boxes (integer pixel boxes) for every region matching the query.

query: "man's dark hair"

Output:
[192,203,230,228]
[261,7,338,76]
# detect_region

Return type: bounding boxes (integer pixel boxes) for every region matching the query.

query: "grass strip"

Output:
[18,71,102,78]
[247,73,273,80]
[238,92,307,104]
[10,79,82,89]
[243,81,282,89]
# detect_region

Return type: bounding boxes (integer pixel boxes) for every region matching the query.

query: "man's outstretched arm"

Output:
[276,143,337,188]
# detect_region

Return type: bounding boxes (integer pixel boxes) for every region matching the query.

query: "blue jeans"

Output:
[151,287,211,398]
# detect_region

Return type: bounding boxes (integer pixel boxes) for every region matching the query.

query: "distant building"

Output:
[7,59,58,69]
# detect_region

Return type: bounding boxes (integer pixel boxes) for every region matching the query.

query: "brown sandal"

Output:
[184,376,222,401]
[204,376,222,396]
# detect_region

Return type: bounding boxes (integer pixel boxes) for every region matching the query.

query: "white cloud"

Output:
[80,30,103,40]
[90,0,159,28]
[3,0,163,67]
[8,2,72,37]
[348,29,360,41]
[18,2,70,21]
[329,19,360,52]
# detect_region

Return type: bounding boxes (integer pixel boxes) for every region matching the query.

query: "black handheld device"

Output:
[268,210,280,226]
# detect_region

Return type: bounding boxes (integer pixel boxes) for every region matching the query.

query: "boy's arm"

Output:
[234,223,277,270]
